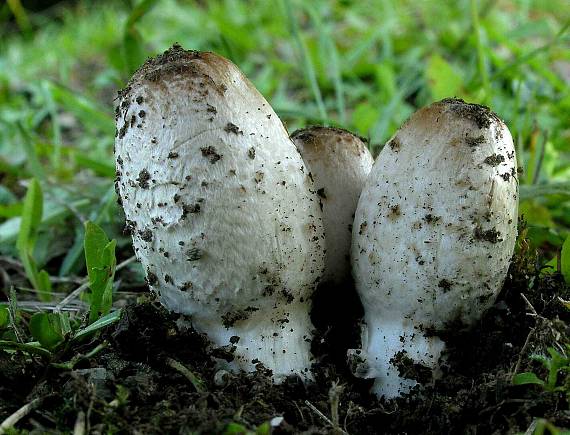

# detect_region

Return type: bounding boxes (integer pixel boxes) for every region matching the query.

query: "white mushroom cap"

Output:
[291,127,373,284]
[114,45,325,381]
[351,98,518,398]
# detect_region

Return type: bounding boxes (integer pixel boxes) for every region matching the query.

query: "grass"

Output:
[0,0,569,433]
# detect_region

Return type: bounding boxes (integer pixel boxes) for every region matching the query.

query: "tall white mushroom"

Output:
[291,127,374,284]
[114,44,325,381]
[351,98,518,398]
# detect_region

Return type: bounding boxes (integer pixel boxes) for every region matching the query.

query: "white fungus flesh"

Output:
[350,98,518,398]
[291,127,374,284]
[114,45,325,382]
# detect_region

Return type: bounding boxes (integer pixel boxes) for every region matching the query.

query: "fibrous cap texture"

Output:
[292,126,373,284]
[351,98,518,398]
[115,45,325,379]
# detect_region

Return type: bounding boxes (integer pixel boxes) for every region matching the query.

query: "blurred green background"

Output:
[0,0,569,289]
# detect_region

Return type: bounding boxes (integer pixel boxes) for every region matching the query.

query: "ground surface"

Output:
[1,242,569,434]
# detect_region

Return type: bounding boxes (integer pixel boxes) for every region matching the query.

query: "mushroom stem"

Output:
[353,316,445,399]
[194,301,314,382]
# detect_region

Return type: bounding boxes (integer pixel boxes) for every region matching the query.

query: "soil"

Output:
[1,236,569,434]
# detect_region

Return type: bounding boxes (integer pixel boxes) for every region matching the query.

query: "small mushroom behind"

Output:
[115,45,325,382]
[291,127,374,285]
[350,98,518,399]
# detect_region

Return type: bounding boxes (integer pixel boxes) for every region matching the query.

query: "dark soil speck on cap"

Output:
[123,219,136,235]
[291,125,368,147]
[145,269,158,286]
[484,154,505,166]
[200,146,222,164]
[137,169,151,189]
[182,203,201,218]
[466,135,485,148]
[224,122,243,135]
[186,248,202,261]
[117,44,227,99]
[388,204,401,219]
[424,214,440,224]
[139,228,153,242]
[388,137,401,152]
[221,307,259,328]
[254,171,264,184]
[442,98,501,129]
[438,279,453,292]
[474,227,503,243]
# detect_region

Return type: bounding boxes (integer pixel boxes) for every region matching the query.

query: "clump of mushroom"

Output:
[291,127,374,284]
[114,44,325,381]
[350,98,518,398]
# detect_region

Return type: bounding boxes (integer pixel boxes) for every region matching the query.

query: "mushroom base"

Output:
[191,302,314,383]
[349,317,445,399]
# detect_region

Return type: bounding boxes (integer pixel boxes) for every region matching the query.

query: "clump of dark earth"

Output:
[1,239,569,434]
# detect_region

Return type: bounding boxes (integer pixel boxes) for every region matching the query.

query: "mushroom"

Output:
[350,98,518,398]
[114,44,325,381]
[291,126,374,284]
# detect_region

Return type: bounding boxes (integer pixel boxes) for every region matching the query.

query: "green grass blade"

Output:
[84,221,117,323]
[283,0,328,122]
[123,0,160,75]
[6,0,31,36]
[0,306,8,329]
[470,0,490,103]
[73,154,116,178]
[303,3,345,123]
[29,312,65,349]
[73,310,122,340]
[126,0,159,28]
[0,340,52,358]
[562,235,570,284]
[520,183,570,200]
[46,81,115,134]
[0,199,90,245]
[512,372,545,386]
[16,123,45,181]
[15,178,52,300]
[490,21,570,81]
[40,80,63,171]
[16,179,43,254]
